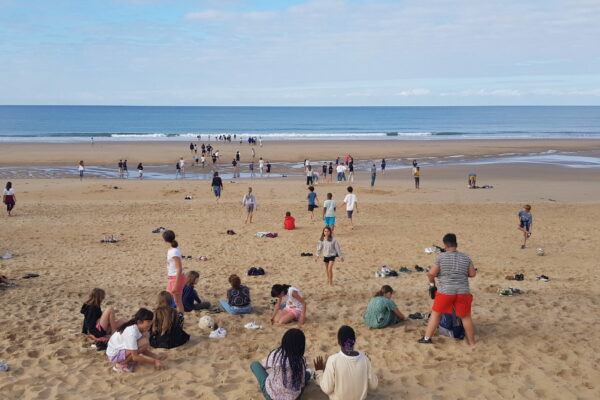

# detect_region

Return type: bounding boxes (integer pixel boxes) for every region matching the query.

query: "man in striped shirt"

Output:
[419,233,477,345]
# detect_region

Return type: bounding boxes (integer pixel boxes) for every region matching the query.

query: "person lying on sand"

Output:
[270,284,306,325]
[314,325,378,400]
[363,285,406,329]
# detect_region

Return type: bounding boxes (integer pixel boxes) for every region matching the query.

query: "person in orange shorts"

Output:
[418,233,477,345]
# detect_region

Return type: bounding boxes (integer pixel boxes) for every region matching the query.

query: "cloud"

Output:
[395,89,431,96]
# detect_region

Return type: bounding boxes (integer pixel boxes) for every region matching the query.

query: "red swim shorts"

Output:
[432,292,473,317]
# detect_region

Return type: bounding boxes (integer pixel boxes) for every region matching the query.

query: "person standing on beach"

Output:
[78,161,85,181]
[343,186,358,229]
[336,164,344,183]
[251,147,256,159]
[328,162,333,183]
[259,157,265,176]
[517,205,533,249]
[418,233,476,345]
[91,137,94,146]
[249,160,255,178]
[306,165,313,185]
[189,142,194,155]
[266,161,271,177]
[175,161,181,179]
[381,159,386,175]
[323,193,337,229]
[348,161,354,183]
[179,157,185,178]
[194,143,198,155]
[236,151,240,162]
[315,226,344,286]
[370,164,377,187]
[162,230,186,313]
[242,187,256,224]
[118,160,123,179]
[200,154,206,168]
[211,172,223,202]
[137,163,144,180]
[413,166,420,189]
[232,159,239,178]
[123,160,129,179]
[3,182,16,216]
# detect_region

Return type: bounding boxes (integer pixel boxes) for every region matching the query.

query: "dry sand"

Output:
[1,141,600,399]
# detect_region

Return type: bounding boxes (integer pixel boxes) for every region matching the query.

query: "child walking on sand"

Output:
[518,204,533,249]
[270,284,307,325]
[81,288,128,340]
[314,325,378,400]
[162,230,186,313]
[343,186,358,229]
[250,329,307,400]
[242,187,256,223]
[284,211,296,230]
[315,226,344,286]
[106,308,166,373]
[307,186,319,221]
[3,182,16,216]
[413,166,420,189]
[323,193,337,229]
[78,161,85,181]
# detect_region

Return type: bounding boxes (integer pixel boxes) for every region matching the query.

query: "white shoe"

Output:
[209,327,227,339]
[245,322,262,330]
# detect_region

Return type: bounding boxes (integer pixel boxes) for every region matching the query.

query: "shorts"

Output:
[346,210,354,218]
[167,273,187,295]
[520,221,530,231]
[324,217,335,226]
[432,292,473,317]
[414,178,420,183]
[107,349,127,363]
[308,204,315,211]
[247,204,255,213]
[323,256,336,263]
[94,320,108,339]
[283,307,302,320]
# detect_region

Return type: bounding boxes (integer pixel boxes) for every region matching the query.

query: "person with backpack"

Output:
[418,233,477,345]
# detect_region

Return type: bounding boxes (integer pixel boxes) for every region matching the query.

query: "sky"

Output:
[0,0,599,106]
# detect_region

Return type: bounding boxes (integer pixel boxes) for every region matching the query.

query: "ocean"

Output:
[0,106,599,142]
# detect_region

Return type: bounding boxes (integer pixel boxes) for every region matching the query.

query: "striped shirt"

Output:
[434,251,473,295]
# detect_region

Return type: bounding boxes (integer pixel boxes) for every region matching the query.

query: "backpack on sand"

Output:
[438,311,465,340]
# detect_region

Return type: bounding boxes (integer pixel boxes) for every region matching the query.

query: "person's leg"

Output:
[424,310,442,338]
[173,293,184,313]
[98,306,123,334]
[249,211,253,223]
[327,261,335,285]
[220,300,236,314]
[274,310,297,324]
[194,301,211,310]
[461,315,476,345]
[250,361,271,399]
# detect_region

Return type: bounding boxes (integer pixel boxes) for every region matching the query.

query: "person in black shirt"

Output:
[211,172,223,202]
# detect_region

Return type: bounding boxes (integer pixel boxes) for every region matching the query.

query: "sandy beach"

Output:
[1,140,600,399]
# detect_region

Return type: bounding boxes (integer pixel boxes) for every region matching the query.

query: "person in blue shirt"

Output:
[517,204,533,249]
[181,271,211,311]
[307,186,319,221]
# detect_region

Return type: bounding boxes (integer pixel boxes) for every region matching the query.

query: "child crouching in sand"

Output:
[270,284,306,325]
[81,288,128,341]
[106,308,166,373]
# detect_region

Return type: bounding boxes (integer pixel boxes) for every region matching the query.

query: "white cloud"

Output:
[395,89,431,96]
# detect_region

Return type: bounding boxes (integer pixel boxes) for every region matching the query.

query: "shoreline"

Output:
[2,138,600,166]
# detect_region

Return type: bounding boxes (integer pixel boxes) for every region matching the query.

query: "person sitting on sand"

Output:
[418,233,476,345]
[220,274,253,315]
[518,204,533,249]
[149,291,190,349]
[314,325,378,400]
[363,285,406,329]
[81,288,128,341]
[284,211,296,230]
[182,271,211,311]
[270,284,306,325]
[250,328,308,400]
[106,308,166,373]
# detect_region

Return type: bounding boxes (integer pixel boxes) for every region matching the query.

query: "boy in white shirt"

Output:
[343,186,358,229]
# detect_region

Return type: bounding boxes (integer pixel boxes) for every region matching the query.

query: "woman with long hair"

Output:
[315,226,344,286]
[363,285,406,329]
[162,230,186,312]
[3,182,16,216]
[313,325,378,400]
[80,288,127,340]
[250,328,308,400]
[149,291,190,349]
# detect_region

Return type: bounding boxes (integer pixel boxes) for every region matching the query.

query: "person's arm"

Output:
[315,195,319,206]
[293,292,307,325]
[173,257,183,292]
[427,264,440,284]
[131,348,166,369]
[315,357,335,395]
[270,297,282,323]
[355,200,358,213]
[468,263,477,278]
[322,204,326,219]
[393,309,406,321]
[334,240,344,261]
[315,241,323,259]
[192,288,201,304]
[367,358,379,391]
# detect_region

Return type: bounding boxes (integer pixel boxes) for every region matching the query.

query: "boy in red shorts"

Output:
[419,233,477,345]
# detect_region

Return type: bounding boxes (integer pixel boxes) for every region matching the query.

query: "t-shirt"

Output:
[307,192,317,205]
[227,285,251,307]
[262,350,305,400]
[371,167,376,175]
[3,188,15,196]
[78,165,84,171]
[284,287,303,312]
[106,325,142,357]
[315,351,378,400]
[284,216,296,230]
[414,169,420,178]
[179,160,185,167]
[243,193,256,206]
[336,165,345,173]
[323,200,336,217]
[363,296,399,329]
[211,177,222,187]
[167,247,183,276]
[434,251,473,295]
[344,194,357,211]
[518,210,532,224]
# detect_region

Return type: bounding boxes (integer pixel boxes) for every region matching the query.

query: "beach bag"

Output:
[438,311,465,340]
